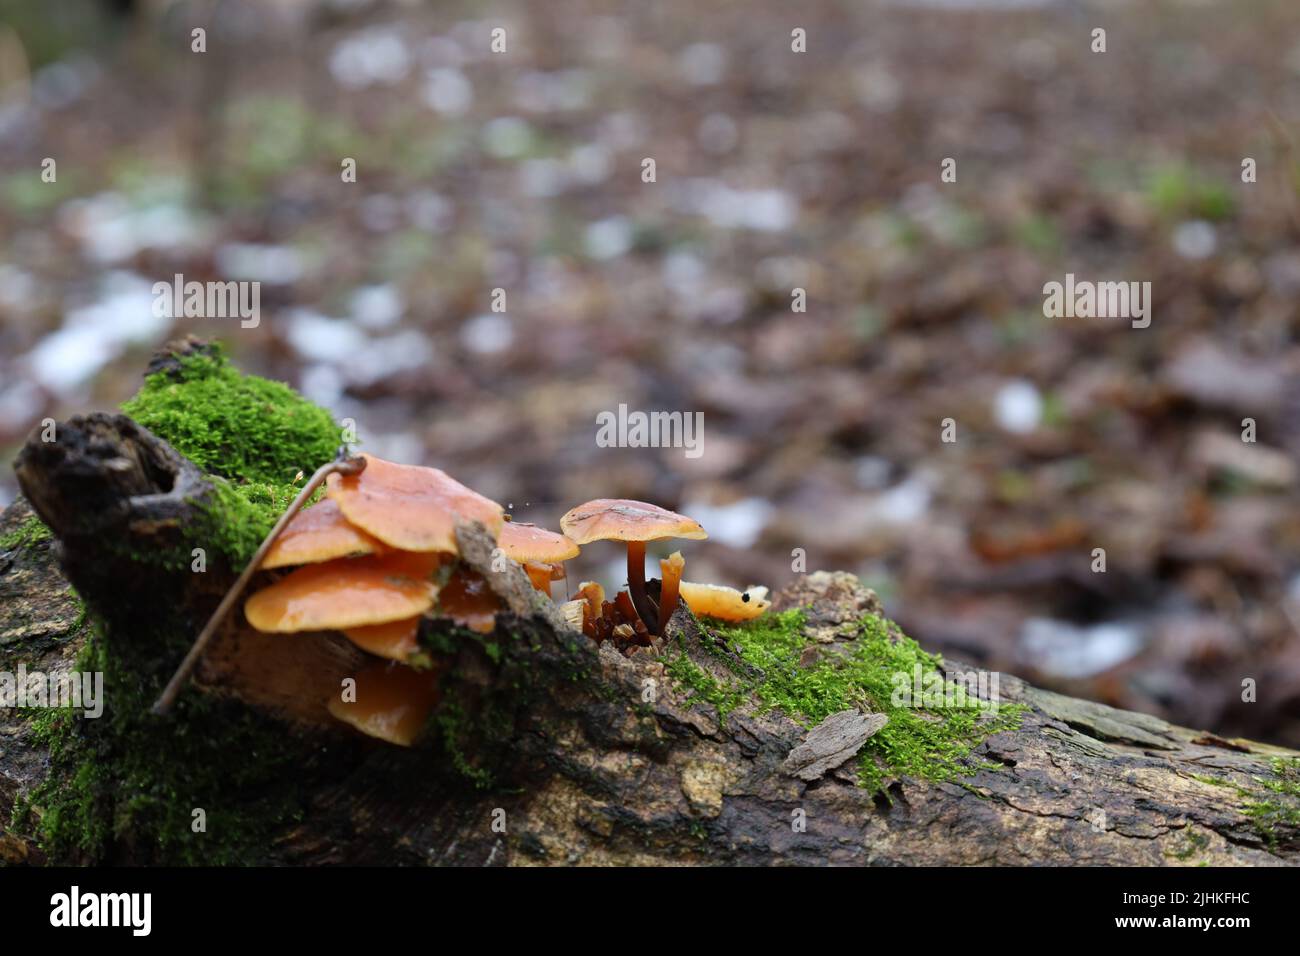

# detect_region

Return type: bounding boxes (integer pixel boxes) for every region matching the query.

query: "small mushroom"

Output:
[499,522,579,598]
[244,552,441,633]
[261,498,386,570]
[328,660,442,747]
[326,453,504,554]
[560,499,706,633]
[677,582,770,622]
[575,580,605,637]
[342,615,422,662]
[576,580,604,620]
[656,551,686,636]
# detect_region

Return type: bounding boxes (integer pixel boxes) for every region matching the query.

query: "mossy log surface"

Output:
[3,408,1299,866]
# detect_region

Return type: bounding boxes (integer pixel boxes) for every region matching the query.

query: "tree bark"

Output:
[2,414,1298,866]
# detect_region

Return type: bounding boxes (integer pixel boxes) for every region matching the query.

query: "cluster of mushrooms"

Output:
[238,454,771,745]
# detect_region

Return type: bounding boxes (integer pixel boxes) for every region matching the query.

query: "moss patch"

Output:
[121,343,340,485]
[1240,757,1300,851]
[1189,758,1300,852]
[667,610,1024,792]
[0,516,52,551]
[121,343,341,567]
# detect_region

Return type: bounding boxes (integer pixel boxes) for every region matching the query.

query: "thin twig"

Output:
[151,450,366,715]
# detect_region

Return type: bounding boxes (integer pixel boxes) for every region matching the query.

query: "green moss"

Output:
[1167,827,1209,861]
[0,516,52,551]
[122,343,340,486]
[667,610,1024,793]
[198,475,320,568]
[1146,163,1235,221]
[1189,759,1300,852]
[119,343,341,567]
[1240,758,1300,851]
[436,701,496,790]
[664,652,746,723]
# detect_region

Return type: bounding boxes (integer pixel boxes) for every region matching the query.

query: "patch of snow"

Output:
[460,314,514,355]
[1020,619,1144,679]
[585,216,634,260]
[678,498,774,549]
[994,379,1043,434]
[330,29,410,89]
[423,68,473,115]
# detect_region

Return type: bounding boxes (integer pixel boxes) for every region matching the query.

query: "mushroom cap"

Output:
[499,522,580,564]
[261,498,386,570]
[328,661,441,747]
[559,499,706,545]
[245,552,441,633]
[326,454,505,554]
[677,582,770,622]
[342,615,422,662]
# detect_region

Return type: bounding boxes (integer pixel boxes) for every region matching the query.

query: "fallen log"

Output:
[2,342,1297,866]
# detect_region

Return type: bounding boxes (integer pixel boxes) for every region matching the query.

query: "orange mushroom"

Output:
[576,580,605,621]
[342,615,422,662]
[260,498,385,570]
[244,552,441,633]
[560,499,705,633]
[656,551,686,635]
[499,522,579,598]
[326,454,504,554]
[677,582,770,622]
[328,660,442,747]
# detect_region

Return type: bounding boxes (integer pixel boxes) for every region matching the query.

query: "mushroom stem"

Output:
[152,450,367,715]
[657,551,685,637]
[625,540,658,633]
